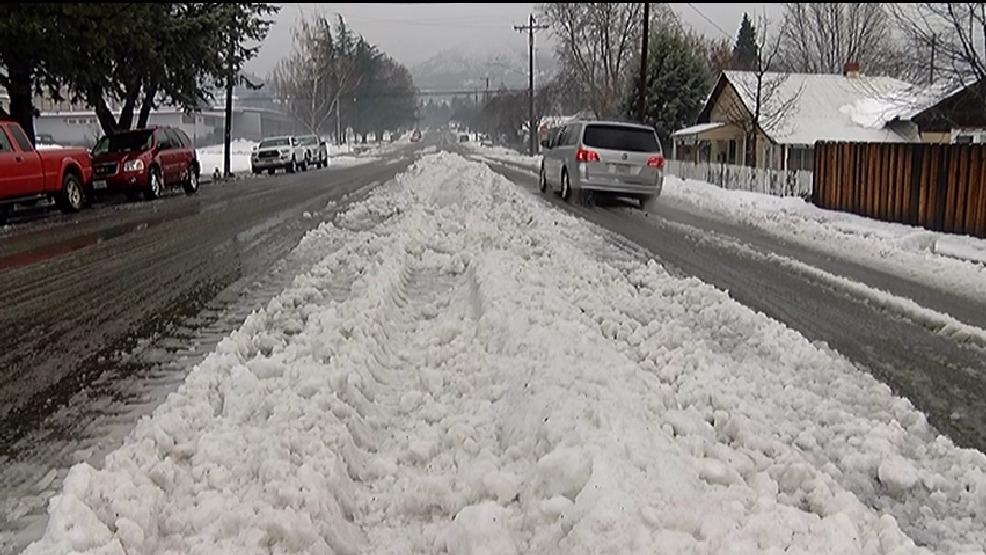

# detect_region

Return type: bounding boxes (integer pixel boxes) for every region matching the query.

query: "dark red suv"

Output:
[90,126,200,200]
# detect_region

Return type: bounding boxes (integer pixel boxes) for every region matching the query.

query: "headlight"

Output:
[122,159,145,172]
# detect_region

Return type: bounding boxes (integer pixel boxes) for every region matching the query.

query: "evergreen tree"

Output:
[623,27,712,146]
[732,13,758,71]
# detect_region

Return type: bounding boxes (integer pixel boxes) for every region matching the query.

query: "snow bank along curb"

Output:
[466,144,986,270]
[24,152,986,555]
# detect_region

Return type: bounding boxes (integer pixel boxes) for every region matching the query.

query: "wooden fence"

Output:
[813,142,986,238]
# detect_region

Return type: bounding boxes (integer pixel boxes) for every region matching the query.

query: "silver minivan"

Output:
[538,120,664,208]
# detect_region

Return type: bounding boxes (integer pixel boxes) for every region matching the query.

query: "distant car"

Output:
[296,134,328,169]
[538,119,664,209]
[0,120,92,221]
[90,126,199,201]
[251,136,307,175]
[410,129,422,143]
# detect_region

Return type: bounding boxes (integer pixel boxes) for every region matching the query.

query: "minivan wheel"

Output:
[560,171,572,202]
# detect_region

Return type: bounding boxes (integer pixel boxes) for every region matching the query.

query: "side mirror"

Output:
[319,140,326,146]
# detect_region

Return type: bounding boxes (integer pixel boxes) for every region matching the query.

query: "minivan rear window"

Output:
[582,125,660,153]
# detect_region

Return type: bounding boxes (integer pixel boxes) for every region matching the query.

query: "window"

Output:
[7,124,34,151]
[91,131,154,155]
[156,129,174,150]
[560,124,580,146]
[164,128,185,149]
[173,128,192,148]
[581,124,660,153]
[0,128,13,152]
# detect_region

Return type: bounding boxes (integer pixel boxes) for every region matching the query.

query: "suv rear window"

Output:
[582,125,660,153]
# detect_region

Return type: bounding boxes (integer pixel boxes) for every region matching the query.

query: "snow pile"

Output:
[195,140,258,177]
[839,97,912,129]
[661,176,986,296]
[464,142,539,170]
[23,152,986,555]
[840,85,955,130]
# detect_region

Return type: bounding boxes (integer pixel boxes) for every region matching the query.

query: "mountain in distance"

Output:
[410,42,558,93]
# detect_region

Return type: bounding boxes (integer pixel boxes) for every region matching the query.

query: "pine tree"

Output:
[623,28,712,145]
[732,13,758,71]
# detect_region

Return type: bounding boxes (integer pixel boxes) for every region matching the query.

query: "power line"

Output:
[683,3,731,38]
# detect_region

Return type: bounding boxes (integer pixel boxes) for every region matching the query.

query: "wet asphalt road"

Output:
[481,157,986,454]
[0,151,415,450]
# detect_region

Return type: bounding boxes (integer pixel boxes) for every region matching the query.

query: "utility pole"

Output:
[929,33,937,86]
[637,2,650,123]
[223,37,235,178]
[515,13,549,156]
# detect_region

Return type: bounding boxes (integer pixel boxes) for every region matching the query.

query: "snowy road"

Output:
[482,159,986,454]
[0,153,416,553]
[16,151,986,555]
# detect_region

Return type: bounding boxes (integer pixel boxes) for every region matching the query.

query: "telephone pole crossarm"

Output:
[515,13,550,156]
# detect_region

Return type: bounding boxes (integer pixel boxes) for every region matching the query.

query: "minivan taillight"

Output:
[647,155,665,169]
[575,148,599,162]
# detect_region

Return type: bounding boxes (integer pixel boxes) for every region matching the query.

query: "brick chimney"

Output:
[843,61,861,78]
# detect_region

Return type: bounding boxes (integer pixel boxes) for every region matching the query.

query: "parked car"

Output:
[410,129,422,143]
[538,119,665,209]
[0,120,92,222]
[251,136,307,175]
[296,134,328,169]
[90,126,199,201]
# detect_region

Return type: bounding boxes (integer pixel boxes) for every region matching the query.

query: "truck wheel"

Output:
[183,164,199,195]
[145,167,162,200]
[57,172,84,214]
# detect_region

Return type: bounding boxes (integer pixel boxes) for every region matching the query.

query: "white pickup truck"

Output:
[296,134,329,169]
[250,135,309,175]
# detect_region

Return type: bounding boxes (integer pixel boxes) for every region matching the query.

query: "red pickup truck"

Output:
[0,120,92,222]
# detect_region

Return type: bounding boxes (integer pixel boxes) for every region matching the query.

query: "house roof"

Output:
[672,122,725,138]
[701,71,927,145]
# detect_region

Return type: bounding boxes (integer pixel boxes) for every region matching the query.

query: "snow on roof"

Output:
[672,122,725,137]
[722,71,925,145]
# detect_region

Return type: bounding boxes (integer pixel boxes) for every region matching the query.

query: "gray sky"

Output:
[246,3,774,76]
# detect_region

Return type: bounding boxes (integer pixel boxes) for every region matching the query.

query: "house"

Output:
[907,81,986,144]
[671,66,924,173]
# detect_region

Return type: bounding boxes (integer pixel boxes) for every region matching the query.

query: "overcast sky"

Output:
[246,3,775,76]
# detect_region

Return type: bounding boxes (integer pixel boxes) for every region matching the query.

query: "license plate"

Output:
[93,180,107,190]
[610,164,630,174]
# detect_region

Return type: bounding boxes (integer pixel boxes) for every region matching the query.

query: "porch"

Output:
[671,122,816,172]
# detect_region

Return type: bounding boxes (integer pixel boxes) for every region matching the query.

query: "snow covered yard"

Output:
[659,176,986,298]
[22,153,986,555]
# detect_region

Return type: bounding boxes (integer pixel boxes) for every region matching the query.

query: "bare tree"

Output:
[892,3,986,88]
[536,3,646,117]
[701,36,734,78]
[269,10,362,138]
[776,3,909,78]
[718,14,803,168]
